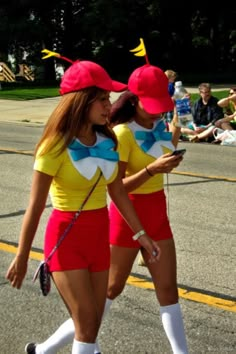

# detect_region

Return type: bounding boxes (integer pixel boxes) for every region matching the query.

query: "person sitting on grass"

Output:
[180,83,223,143]
[215,87,236,131]
[163,69,178,125]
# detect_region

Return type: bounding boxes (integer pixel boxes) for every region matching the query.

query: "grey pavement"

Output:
[0,93,235,354]
[0,97,60,125]
[0,93,123,125]
[0,138,235,354]
[0,86,229,126]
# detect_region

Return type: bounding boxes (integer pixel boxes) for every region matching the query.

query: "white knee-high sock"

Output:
[35,318,74,354]
[72,340,95,354]
[160,303,189,354]
[35,299,113,354]
[94,298,113,353]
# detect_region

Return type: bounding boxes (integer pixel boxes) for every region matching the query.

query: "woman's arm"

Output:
[6,171,53,289]
[217,97,231,108]
[215,112,236,127]
[169,109,182,147]
[118,154,182,194]
[217,93,236,108]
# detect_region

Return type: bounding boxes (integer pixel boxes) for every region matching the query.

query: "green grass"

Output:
[0,85,229,101]
[0,87,60,100]
[190,91,229,102]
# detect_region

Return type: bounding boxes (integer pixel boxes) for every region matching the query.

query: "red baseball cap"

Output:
[128,64,174,114]
[60,60,127,95]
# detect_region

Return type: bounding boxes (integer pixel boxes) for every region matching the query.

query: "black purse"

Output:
[33,172,102,296]
[33,260,51,296]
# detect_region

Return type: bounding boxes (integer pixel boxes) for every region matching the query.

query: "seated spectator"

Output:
[181,83,223,142]
[215,87,236,131]
[164,69,177,124]
[165,69,177,97]
[163,70,191,137]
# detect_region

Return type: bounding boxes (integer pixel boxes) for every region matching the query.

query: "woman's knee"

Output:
[156,283,179,306]
[107,280,125,299]
[73,314,100,342]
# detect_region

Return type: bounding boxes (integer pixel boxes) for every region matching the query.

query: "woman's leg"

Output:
[31,318,74,354]
[27,246,129,354]
[72,341,96,354]
[29,207,110,354]
[53,268,108,354]
[143,238,188,354]
[180,127,197,136]
[71,245,139,353]
[190,125,215,141]
[107,245,139,300]
[32,299,111,354]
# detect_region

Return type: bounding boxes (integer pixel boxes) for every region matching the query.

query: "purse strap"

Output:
[45,171,103,264]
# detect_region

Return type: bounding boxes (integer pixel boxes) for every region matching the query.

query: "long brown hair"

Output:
[110,90,137,126]
[35,87,117,157]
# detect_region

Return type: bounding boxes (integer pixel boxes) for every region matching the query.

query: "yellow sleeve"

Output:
[34,139,65,176]
[113,124,134,162]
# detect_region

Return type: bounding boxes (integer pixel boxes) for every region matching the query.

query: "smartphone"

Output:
[171,149,186,156]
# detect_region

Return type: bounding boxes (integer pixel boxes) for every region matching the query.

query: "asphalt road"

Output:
[0,119,235,354]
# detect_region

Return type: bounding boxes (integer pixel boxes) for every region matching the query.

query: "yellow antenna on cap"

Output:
[41,49,74,64]
[129,38,149,64]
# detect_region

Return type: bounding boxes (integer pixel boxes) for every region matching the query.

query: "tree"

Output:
[0,0,235,82]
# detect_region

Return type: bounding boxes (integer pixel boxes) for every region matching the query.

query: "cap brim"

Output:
[140,95,174,114]
[111,80,128,92]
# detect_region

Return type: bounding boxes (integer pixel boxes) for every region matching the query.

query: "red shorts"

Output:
[109,190,173,248]
[44,207,110,272]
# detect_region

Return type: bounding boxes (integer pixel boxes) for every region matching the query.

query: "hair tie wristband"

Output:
[145,166,153,177]
[133,229,146,241]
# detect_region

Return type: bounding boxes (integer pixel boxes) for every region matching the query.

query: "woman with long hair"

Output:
[6,60,159,354]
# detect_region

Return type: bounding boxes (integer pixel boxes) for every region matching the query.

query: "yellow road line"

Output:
[0,147,33,155]
[178,288,236,313]
[127,276,236,313]
[0,148,236,182]
[0,242,43,261]
[2,242,235,313]
[172,170,236,182]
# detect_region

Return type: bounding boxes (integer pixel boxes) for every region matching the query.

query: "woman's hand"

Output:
[137,233,160,263]
[6,256,28,289]
[146,153,183,175]
[195,126,205,133]
[5,171,52,291]
[215,116,233,127]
